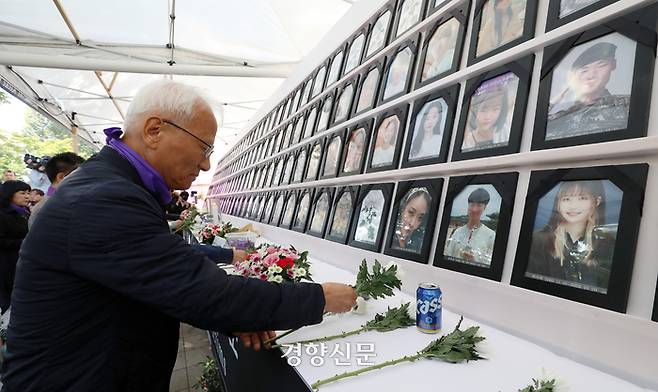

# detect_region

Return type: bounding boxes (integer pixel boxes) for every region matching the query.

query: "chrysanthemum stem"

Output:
[271,327,367,349]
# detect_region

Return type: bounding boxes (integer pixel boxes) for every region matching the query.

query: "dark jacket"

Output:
[1,147,325,392]
[0,207,28,312]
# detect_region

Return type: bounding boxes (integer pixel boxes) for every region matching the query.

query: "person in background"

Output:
[1,170,16,184]
[28,189,44,208]
[2,80,356,392]
[179,190,192,209]
[28,152,84,228]
[0,180,31,314]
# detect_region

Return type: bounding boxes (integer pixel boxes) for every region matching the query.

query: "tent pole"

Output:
[71,125,80,154]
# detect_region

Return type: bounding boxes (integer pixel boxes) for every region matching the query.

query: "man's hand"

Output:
[321,282,357,313]
[233,331,276,351]
[232,249,249,262]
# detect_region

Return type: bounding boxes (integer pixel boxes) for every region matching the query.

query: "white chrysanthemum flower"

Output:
[295,267,306,277]
[268,265,283,274]
[352,297,368,315]
[270,275,284,284]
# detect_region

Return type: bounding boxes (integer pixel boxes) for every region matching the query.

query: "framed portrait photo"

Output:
[317,92,335,133]
[326,45,347,88]
[348,183,394,252]
[270,157,284,187]
[325,186,360,244]
[331,78,359,126]
[291,87,303,114]
[546,0,620,31]
[291,146,309,184]
[384,178,443,263]
[393,0,428,39]
[280,123,293,152]
[261,193,276,223]
[311,62,329,99]
[354,60,385,116]
[511,164,649,312]
[307,187,336,238]
[302,104,319,141]
[292,189,315,233]
[319,129,347,180]
[434,173,517,280]
[415,4,469,89]
[402,85,459,168]
[269,192,286,226]
[452,56,533,161]
[280,152,296,185]
[305,140,325,182]
[380,37,419,104]
[279,191,299,229]
[468,0,538,65]
[340,120,373,177]
[365,3,395,60]
[532,8,657,150]
[291,114,305,147]
[366,103,409,173]
[343,29,368,76]
[301,77,314,107]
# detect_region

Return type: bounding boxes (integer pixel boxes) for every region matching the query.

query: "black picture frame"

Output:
[326,44,348,88]
[401,84,459,168]
[353,59,386,116]
[452,55,534,161]
[307,187,336,238]
[384,178,443,263]
[366,103,409,173]
[311,60,330,99]
[379,36,419,104]
[319,129,347,180]
[305,139,325,182]
[343,27,369,76]
[301,76,314,107]
[427,0,451,15]
[302,103,320,142]
[546,0,620,32]
[467,0,538,65]
[290,146,309,185]
[364,1,396,61]
[292,189,316,233]
[414,2,470,89]
[331,77,359,127]
[280,152,296,185]
[260,193,275,223]
[652,276,658,322]
[391,0,428,39]
[279,190,299,230]
[348,183,395,252]
[532,7,657,150]
[317,92,335,133]
[325,186,360,244]
[511,164,649,312]
[434,173,517,280]
[270,157,283,187]
[270,191,288,226]
[339,120,374,178]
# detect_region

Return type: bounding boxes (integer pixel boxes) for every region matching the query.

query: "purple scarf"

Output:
[46,185,56,196]
[10,203,30,216]
[104,127,172,205]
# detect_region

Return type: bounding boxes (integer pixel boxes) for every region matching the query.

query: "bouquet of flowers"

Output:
[217,222,240,238]
[198,223,222,245]
[176,205,208,233]
[234,244,312,283]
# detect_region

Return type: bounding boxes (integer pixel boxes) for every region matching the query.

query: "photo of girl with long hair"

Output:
[343,128,367,173]
[329,192,353,238]
[371,115,401,167]
[392,187,432,253]
[476,0,526,57]
[462,72,518,152]
[408,98,448,160]
[421,18,459,82]
[526,180,620,293]
[310,192,331,233]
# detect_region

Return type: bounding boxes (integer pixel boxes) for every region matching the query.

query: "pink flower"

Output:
[262,253,280,267]
[259,273,268,280]
[266,246,278,254]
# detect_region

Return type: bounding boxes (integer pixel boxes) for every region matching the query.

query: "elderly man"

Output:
[1,80,356,392]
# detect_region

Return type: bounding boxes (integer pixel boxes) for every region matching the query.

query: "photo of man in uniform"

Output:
[546,35,635,140]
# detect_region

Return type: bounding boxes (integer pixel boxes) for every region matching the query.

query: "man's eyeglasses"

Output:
[162,119,214,159]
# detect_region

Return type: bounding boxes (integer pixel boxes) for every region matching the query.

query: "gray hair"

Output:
[124,79,218,131]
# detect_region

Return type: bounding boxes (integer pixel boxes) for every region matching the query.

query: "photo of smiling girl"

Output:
[525,180,620,293]
[392,187,432,253]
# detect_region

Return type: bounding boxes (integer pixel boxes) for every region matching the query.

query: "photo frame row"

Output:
[220,163,649,314]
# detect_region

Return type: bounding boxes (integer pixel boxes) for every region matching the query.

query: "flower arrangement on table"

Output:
[233,244,312,283]
[198,222,241,245]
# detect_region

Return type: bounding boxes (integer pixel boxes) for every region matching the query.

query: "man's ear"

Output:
[143,117,164,148]
[55,172,66,184]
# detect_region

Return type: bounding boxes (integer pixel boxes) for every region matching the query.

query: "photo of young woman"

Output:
[383,48,413,100]
[323,136,342,177]
[371,115,401,167]
[329,192,353,238]
[335,85,354,122]
[525,180,620,293]
[409,98,448,160]
[343,128,367,173]
[461,72,519,152]
[421,18,459,82]
[476,0,527,57]
[310,192,331,233]
[356,68,380,113]
[367,11,392,57]
[391,187,432,253]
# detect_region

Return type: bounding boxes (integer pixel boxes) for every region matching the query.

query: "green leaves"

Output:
[354,259,402,300]
[364,303,415,332]
[419,317,486,363]
[518,378,557,392]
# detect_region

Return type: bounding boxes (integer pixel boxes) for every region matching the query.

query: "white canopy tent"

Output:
[0,0,354,184]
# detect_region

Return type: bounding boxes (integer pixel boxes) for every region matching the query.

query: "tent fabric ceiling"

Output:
[0,0,353,184]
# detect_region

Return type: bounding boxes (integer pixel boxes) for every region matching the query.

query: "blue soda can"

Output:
[416,283,442,333]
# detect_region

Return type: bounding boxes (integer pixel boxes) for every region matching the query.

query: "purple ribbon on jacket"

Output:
[10,203,30,216]
[103,127,172,205]
[46,185,56,196]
